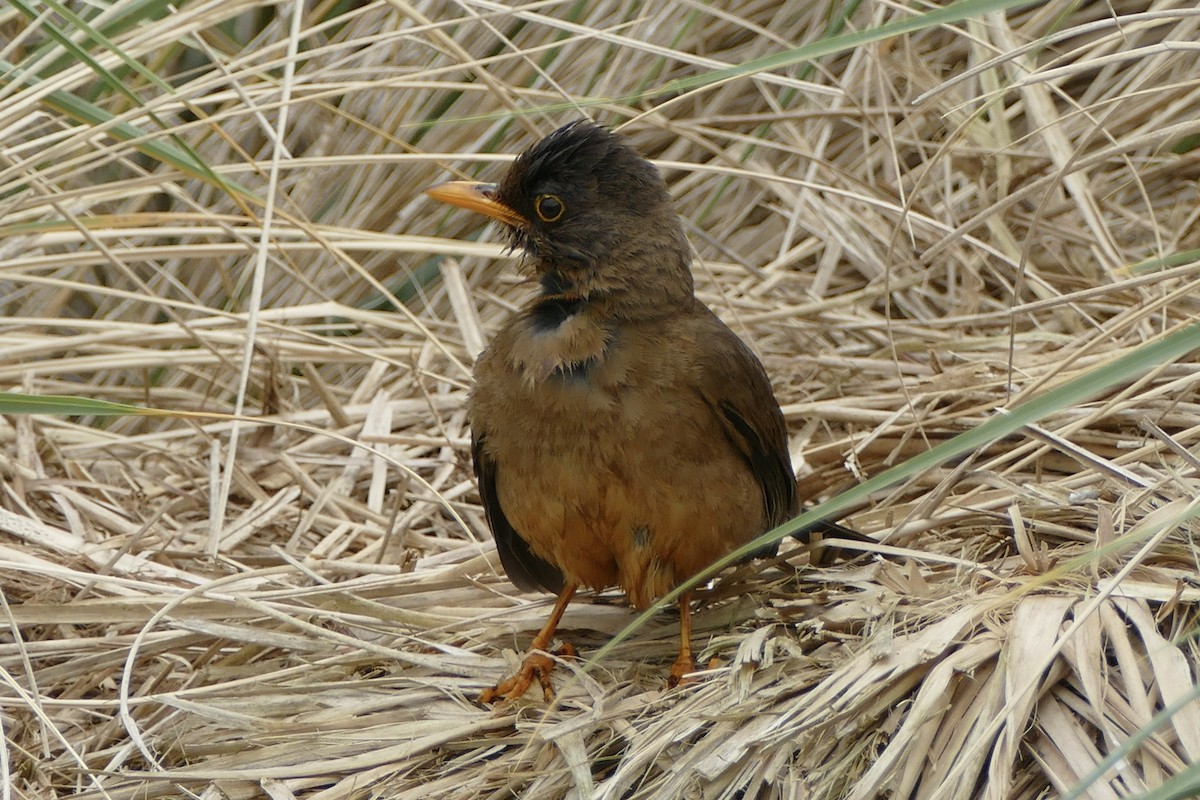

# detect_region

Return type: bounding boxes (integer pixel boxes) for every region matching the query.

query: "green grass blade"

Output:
[2,0,256,201]
[13,0,176,78]
[1130,248,1200,275]
[0,393,154,417]
[0,57,256,199]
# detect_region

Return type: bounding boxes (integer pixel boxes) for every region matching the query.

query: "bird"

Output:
[426,120,866,703]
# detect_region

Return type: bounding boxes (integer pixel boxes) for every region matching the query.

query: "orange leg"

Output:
[480,583,578,704]
[667,591,696,688]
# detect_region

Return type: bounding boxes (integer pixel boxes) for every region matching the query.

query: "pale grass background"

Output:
[1,1,1199,798]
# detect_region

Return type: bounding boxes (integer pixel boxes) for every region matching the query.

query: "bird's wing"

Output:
[693,311,798,533]
[472,434,565,594]
[695,311,874,550]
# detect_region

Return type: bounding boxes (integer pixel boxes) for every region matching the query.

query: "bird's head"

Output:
[426,121,694,306]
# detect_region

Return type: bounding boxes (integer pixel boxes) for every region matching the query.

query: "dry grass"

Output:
[2,1,1200,798]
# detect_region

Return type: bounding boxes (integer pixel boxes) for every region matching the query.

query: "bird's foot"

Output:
[667,655,723,689]
[480,642,577,704]
[666,653,697,689]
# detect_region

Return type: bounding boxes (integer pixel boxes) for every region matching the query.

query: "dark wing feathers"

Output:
[471,435,565,594]
[697,318,797,560]
[700,312,870,551]
[716,398,796,528]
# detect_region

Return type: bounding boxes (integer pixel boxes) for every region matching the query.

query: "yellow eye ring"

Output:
[535,194,565,222]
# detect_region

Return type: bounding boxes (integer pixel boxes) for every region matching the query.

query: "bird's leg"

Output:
[667,591,696,688]
[480,583,578,704]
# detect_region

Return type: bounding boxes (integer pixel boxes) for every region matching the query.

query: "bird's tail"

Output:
[792,517,875,565]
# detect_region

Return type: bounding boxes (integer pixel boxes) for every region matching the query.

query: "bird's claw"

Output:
[480,643,577,704]
[666,653,697,689]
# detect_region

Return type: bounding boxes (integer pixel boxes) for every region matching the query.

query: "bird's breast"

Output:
[470,312,766,607]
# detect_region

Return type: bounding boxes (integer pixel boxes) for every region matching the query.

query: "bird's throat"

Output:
[539,269,578,297]
[512,296,612,385]
[529,295,586,333]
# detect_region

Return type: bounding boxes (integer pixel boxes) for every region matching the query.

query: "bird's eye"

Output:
[535,194,565,222]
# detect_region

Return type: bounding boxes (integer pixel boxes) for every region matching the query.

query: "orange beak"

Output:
[424,181,528,229]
